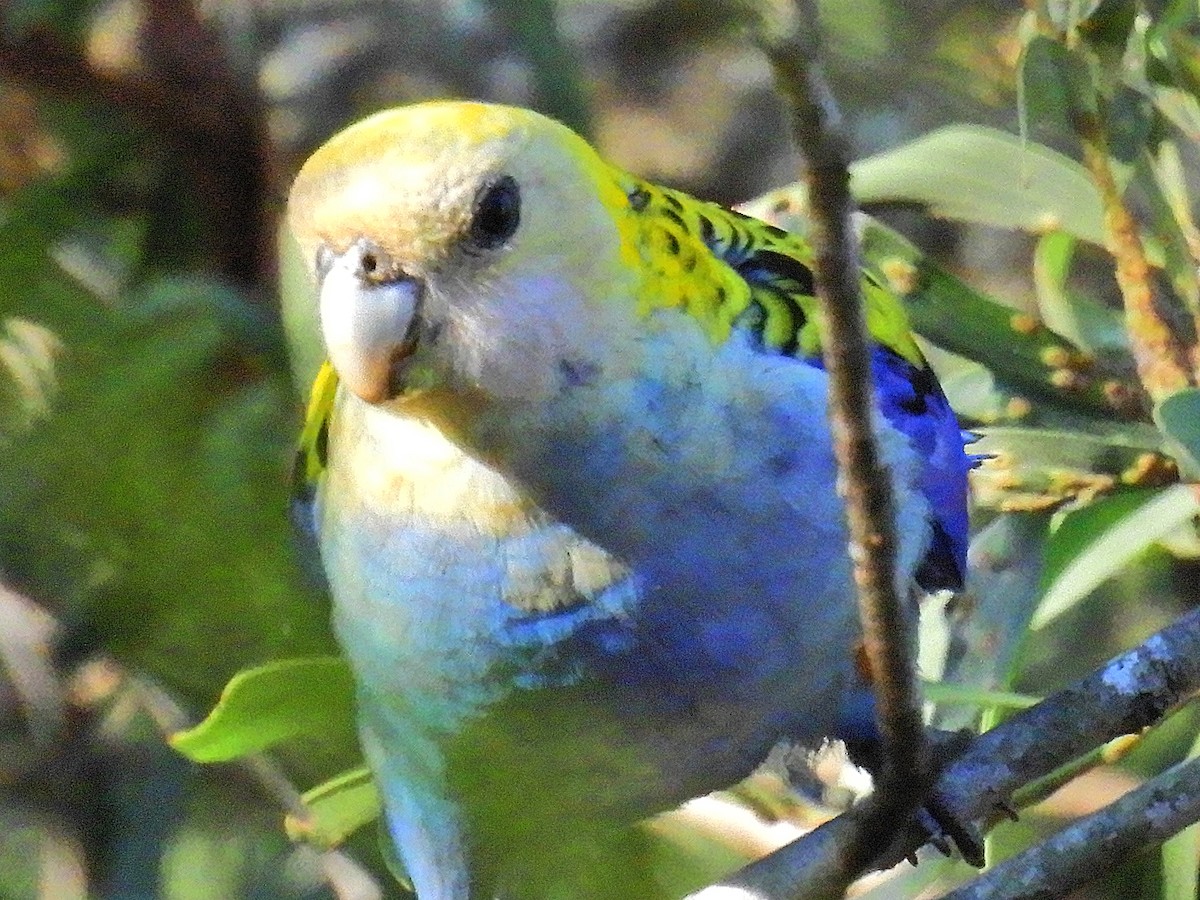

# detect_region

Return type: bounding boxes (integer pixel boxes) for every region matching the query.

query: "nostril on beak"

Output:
[349,239,397,283]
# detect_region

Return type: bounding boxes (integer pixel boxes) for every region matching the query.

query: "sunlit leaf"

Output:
[924,682,1041,712]
[285,766,381,849]
[1034,485,1200,629]
[1152,140,1200,252]
[849,125,1106,246]
[1161,730,1200,900]
[171,657,356,763]
[278,225,323,398]
[920,346,1012,424]
[1151,84,1200,143]
[972,425,1171,511]
[0,316,61,436]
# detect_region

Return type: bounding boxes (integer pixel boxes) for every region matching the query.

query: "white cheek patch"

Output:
[446,268,629,402]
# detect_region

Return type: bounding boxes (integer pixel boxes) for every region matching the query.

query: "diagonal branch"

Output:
[942,754,1200,899]
[698,592,1200,898]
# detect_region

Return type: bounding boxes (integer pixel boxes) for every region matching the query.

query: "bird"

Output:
[287,100,971,899]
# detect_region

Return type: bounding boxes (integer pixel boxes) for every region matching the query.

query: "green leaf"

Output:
[285,766,381,849]
[1033,485,1200,629]
[1149,84,1200,143]
[1148,0,1200,98]
[0,277,336,706]
[1108,85,1156,166]
[1078,0,1137,52]
[1033,231,1126,353]
[1018,36,1097,145]
[924,682,1042,712]
[1155,388,1200,478]
[920,346,1013,424]
[935,513,1051,731]
[171,657,356,763]
[854,216,1131,419]
[278,224,324,399]
[972,425,1169,511]
[1152,140,1200,248]
[2,0,98,39]
[1136,148,1200,325]
[849,125,1106,247]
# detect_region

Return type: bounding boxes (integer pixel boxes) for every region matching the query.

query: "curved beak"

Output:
[318,241,422,403]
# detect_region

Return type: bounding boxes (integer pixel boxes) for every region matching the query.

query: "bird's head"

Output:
[288,101,638,407]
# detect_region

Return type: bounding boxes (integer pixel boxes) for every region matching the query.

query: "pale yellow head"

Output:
[288,101,639,404]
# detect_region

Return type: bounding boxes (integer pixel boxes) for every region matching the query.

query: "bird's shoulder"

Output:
[611,174,970,589]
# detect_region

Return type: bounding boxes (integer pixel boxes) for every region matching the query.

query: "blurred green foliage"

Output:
[5,0,1200,898]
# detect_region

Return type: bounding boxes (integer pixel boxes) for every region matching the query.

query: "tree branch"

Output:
[766,19,929,823]
[758,0,930,821]
[696,597,1200,898]
[929,602,1200,846]
[941,754,1200,899]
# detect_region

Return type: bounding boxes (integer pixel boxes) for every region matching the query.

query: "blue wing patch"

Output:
[733,247,970,592]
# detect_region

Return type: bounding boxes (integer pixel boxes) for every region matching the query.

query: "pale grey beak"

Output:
[318,241,421,403]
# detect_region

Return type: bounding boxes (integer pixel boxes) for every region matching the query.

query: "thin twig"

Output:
[761,0,928,861]
[928,603,1200,846]
[696,4,929,897]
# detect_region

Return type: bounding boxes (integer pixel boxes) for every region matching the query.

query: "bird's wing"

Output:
[291,360,338,539]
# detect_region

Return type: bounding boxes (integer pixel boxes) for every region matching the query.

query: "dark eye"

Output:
[468,175,520,249]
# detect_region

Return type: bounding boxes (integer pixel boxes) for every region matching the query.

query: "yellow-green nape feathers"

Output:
[604,173,926,369]
[290,99,924,378]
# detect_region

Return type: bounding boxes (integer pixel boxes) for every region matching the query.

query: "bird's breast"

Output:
[316,318,900,730]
